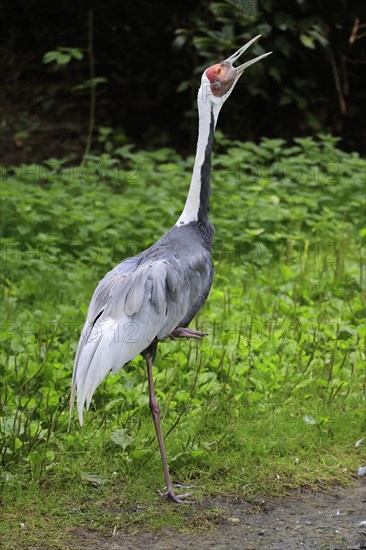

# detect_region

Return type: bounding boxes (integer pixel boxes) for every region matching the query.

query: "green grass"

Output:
[0,134,365,547]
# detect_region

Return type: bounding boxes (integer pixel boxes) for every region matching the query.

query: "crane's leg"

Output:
[145,346,193,504]
[168,327,207,340]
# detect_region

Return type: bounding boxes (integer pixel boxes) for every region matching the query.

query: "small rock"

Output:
[227,517,240,525]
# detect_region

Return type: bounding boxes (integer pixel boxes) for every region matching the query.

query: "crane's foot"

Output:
[158,486,194,504]
[169,327,207,340]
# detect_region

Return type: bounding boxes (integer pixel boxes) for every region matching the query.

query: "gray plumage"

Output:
[72,220,214,424]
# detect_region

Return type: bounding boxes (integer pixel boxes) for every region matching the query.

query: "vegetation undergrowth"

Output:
[0,134,365,547]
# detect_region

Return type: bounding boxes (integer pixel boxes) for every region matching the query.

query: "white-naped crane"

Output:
[71,35,271,503]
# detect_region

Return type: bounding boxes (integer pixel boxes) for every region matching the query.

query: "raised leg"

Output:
[168,327,207,340]
[145,348,193,503]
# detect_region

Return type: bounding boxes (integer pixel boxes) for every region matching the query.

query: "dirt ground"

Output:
[72,480,366,550]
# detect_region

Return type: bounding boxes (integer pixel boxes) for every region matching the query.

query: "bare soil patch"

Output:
[72,480,366,550]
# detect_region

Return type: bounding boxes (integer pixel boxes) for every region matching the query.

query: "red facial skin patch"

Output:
[205,64,236,97]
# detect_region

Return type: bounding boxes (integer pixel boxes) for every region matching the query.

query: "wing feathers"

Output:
[72,251,211,424]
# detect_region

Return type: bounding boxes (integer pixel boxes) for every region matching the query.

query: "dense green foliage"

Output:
[1,136,365,501]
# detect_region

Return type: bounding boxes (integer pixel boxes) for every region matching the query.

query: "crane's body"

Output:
[71,36,271,502]
[73,220,214,420]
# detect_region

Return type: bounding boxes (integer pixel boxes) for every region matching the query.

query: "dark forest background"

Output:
[1,0,365,164]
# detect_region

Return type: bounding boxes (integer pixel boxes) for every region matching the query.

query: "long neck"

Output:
[176,93,220,226]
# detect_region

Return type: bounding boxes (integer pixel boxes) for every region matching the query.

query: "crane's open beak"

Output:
[205,35,272,99]
[225,35,272,76]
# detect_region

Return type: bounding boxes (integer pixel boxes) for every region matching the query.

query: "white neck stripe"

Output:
[176,89,220,226]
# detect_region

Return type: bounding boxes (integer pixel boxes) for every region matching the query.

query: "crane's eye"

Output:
[216,67,222,76]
